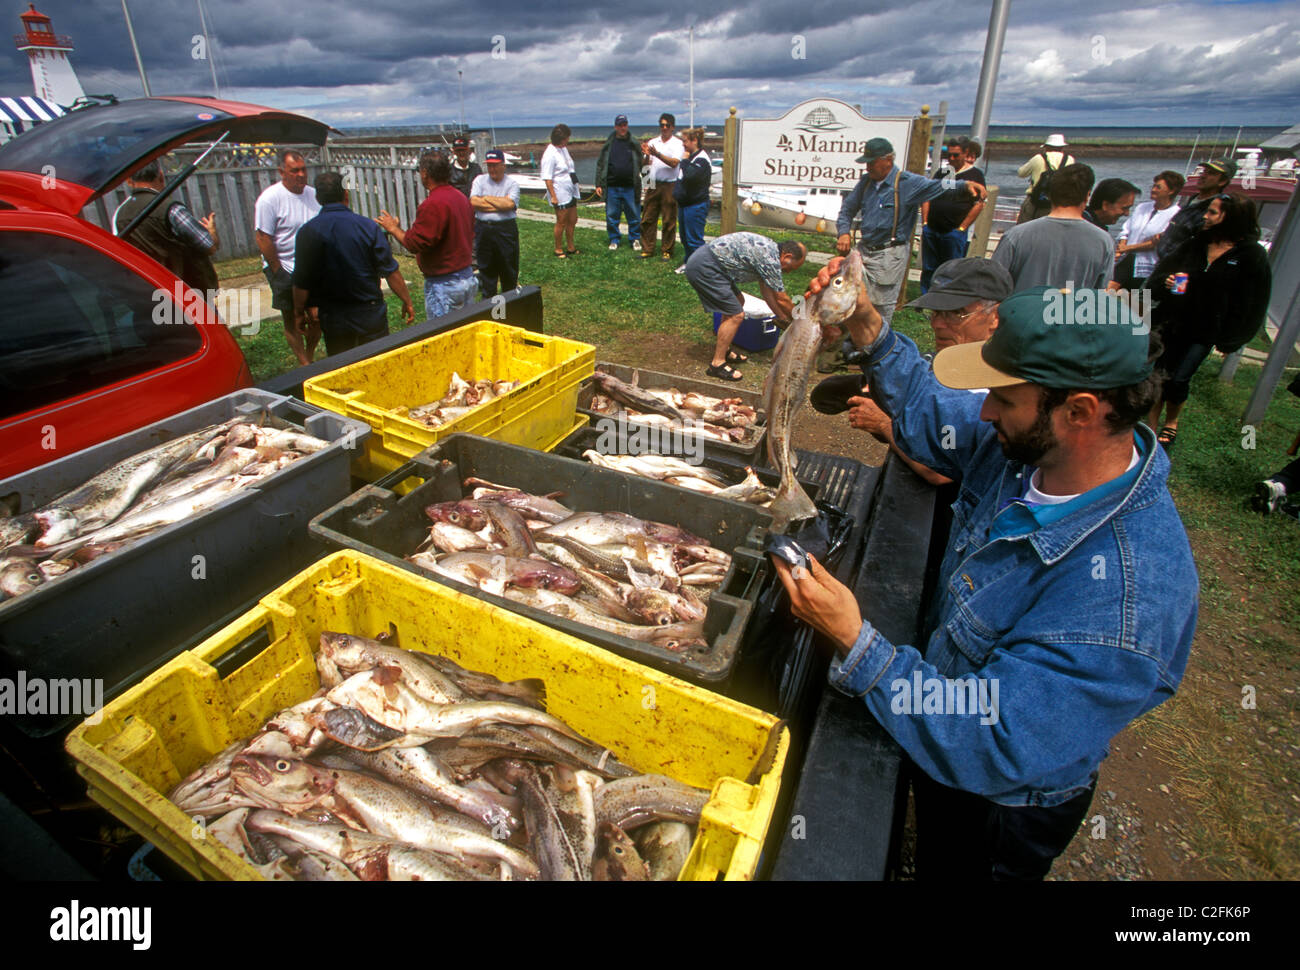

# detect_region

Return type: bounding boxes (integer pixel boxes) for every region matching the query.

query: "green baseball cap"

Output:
[933,286,1152,390]
[854,138,895,164]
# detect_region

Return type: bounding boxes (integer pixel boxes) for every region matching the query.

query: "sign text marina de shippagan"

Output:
[737,99,913,191]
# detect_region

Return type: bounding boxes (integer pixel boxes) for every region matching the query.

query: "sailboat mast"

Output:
[198,0,219,98]
[688,27,695,129]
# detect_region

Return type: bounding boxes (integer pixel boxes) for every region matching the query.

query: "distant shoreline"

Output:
[495,138,1208,161]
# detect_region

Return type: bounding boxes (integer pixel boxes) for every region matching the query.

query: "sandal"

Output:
[566,248,580,256]
[726,350,749,364]
[555,251,567,259]
[706,362,744,382]
[1157,426,1178,449]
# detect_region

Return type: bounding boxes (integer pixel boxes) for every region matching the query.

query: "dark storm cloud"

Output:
[2,0,1294,125]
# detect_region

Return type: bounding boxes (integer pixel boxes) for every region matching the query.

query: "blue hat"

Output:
[484,148,505,163]
[614,114,629,126]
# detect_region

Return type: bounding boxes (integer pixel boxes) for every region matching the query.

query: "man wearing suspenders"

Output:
[835,138,988,333]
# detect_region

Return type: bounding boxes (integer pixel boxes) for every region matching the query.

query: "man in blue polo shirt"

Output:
[777,271,1198,880]
[293,171,414,356]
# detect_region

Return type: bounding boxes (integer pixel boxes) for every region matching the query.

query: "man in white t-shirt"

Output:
[640,112,684,261]
[255,150,321,365]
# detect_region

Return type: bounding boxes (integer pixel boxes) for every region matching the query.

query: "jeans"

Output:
[678,200,708,260]
[423,267,477,319]
[920,227,969,292]
[911,762,1097,881]
[605,186,641,245]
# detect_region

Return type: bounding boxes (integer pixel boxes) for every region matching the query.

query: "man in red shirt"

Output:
[377,151,476,319]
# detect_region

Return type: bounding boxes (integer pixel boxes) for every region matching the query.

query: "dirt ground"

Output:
[603,330,1235,882]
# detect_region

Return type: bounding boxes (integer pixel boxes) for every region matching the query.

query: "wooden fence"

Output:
[80,143,439,261]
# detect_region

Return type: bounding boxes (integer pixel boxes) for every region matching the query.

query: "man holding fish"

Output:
[775,263,1197,881]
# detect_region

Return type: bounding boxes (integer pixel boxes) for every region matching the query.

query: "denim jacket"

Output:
[830,325,1199,806]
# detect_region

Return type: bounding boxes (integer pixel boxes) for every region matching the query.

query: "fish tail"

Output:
[768,476,817,533]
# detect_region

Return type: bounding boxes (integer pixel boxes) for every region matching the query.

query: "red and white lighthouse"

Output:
[15,4,85,107]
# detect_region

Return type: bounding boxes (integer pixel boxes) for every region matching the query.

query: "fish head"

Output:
[0,559,45,598]
[626,588,677,626]
[593,821,650,881]
[808,248,866,328]
[231,754,334,808]
[515,560,583,595]
[424,500,488,531]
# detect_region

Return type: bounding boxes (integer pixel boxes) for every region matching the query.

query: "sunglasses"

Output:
[927,306,983,323]
[660,122,673,128]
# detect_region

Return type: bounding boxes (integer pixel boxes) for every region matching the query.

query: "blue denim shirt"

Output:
[830,325,1199,807]
[836,167,958,247]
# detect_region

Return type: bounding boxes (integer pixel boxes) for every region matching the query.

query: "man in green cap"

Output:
[773,266,1198,881]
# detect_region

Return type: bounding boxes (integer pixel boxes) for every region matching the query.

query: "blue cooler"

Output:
[713,292,781,352]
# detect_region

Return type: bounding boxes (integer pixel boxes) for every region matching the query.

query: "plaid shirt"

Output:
[167,203,214,252]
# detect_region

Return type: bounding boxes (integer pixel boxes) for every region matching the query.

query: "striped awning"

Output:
[0,95,65,134]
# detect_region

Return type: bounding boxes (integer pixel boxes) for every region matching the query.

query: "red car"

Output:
[0,96,329,479]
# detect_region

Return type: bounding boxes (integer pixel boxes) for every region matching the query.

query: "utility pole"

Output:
[970,0,1011,152]
[688,27,696,129]
[458,70,465,130]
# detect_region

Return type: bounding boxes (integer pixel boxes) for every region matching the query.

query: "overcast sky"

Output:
[4,0,1296,129]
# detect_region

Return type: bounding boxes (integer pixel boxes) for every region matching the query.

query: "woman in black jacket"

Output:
[673,128,712,268]
[1145,193,1272,449]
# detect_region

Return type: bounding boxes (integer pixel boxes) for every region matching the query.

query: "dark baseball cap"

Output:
[908,259,1013,311]
[614,114,629,126]
[855,137,894,164]
[1204,158,1237,179]
[933,287,1152,390]
[484,148,505,163]
[453,136,470,149]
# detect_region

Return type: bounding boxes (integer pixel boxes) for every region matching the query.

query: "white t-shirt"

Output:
[540,145,578,205]
[470,173,520,222]
[648,134,685,183]
[1118,201,1181,278]
[254,181,320,272]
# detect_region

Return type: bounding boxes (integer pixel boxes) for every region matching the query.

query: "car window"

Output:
[0,232,202,420]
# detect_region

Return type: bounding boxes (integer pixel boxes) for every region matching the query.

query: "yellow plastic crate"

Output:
[65,551,787,881]
[356,414,590,497]
[303,322,595,485]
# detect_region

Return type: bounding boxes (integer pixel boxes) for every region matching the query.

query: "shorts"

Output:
[552,199,577,210]
[263,265,293,313]
[684,248,744,317]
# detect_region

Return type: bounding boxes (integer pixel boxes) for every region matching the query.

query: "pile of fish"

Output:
[406,477,729,652]
[0,417,327,602]
[407,372,521,429]
[762,250,867,532]
[587,370,761,446]
[170,632,708,880]
[582,451,777,507]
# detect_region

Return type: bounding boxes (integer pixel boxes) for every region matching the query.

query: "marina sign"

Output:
[737,99,912,190]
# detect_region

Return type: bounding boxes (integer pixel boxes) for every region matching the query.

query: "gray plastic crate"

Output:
[309,433,771,687]
[0,389,370,736]
[578,362,766,460]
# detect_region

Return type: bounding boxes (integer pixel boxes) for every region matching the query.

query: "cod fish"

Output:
[762,249,866,532]
[592,370,686,422]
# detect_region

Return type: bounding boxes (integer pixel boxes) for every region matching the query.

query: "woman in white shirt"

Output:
[1115,170,1184,287]
[541,124,580,257]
